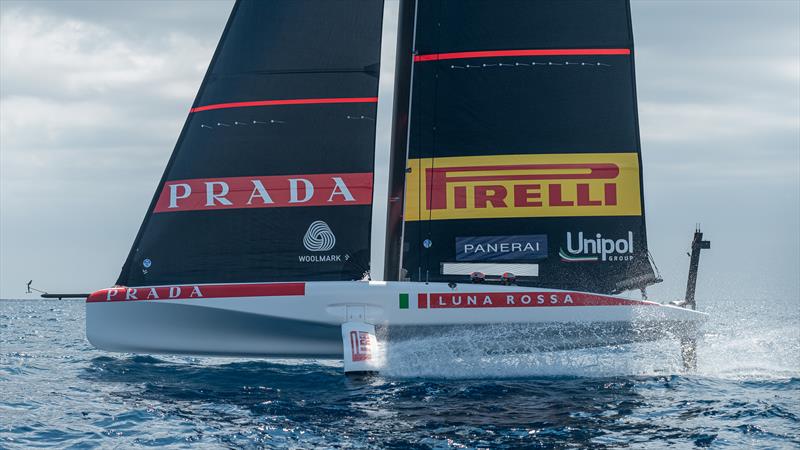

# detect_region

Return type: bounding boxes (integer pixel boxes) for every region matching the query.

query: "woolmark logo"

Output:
[303,221,336,252]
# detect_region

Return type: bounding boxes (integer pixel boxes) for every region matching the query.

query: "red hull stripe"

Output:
[190,97,379,113]
[414,48,631,62]
[87,283,305,303]
[420,292,656,309]
[417,293,429,309]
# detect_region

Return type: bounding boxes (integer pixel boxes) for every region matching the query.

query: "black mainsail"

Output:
[400,0,658,294]
[117,0,658,295]
[117,0,384,286]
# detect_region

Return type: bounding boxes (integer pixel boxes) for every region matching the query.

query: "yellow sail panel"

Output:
[404,153,642,221]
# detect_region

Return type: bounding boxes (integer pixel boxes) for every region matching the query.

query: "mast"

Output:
[370,0,401,281]
[385,0,418,281]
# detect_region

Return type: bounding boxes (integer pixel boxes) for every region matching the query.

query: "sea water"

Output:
[1,297,797,448]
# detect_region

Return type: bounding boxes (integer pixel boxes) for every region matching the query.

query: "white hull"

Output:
[86,281,706,358]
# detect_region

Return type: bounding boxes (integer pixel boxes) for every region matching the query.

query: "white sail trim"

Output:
[441,263,540,277]
[370,0,401,281]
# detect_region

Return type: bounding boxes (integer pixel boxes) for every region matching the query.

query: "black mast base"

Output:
[684,226,711,311]
[678,226,710,371]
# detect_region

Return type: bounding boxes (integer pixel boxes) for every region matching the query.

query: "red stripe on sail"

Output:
[87,283,306,303]
[424,292,657,309]
[190,97,379,113]
[414,48,631,62]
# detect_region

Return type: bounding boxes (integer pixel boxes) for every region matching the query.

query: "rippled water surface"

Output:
[1,297,798,448]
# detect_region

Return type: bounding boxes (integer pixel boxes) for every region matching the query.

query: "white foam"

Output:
[380,298,800,380]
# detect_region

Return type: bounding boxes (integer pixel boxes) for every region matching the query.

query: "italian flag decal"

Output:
[399,293,409,309]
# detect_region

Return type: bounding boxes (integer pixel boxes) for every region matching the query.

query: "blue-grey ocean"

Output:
[1,297,798,449]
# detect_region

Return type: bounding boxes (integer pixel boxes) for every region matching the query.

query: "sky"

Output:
[1,0,798,302]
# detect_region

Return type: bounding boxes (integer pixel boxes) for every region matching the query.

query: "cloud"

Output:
[2,14,158,97]
[632,1,799,147]
[0,3,228,170]
[639,101,799,142]
[0,7,219,102]
[0,1,233,296]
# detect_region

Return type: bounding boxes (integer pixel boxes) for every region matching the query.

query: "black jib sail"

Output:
[401,0,659,294]
[116,0,384,286]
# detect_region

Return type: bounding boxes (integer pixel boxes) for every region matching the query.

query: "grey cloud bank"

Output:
[1,0,798,301]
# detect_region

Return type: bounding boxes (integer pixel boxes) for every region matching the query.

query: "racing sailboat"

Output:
[85,0,707,372]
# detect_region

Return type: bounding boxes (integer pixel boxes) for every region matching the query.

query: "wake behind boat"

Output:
[77,0,707,372]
